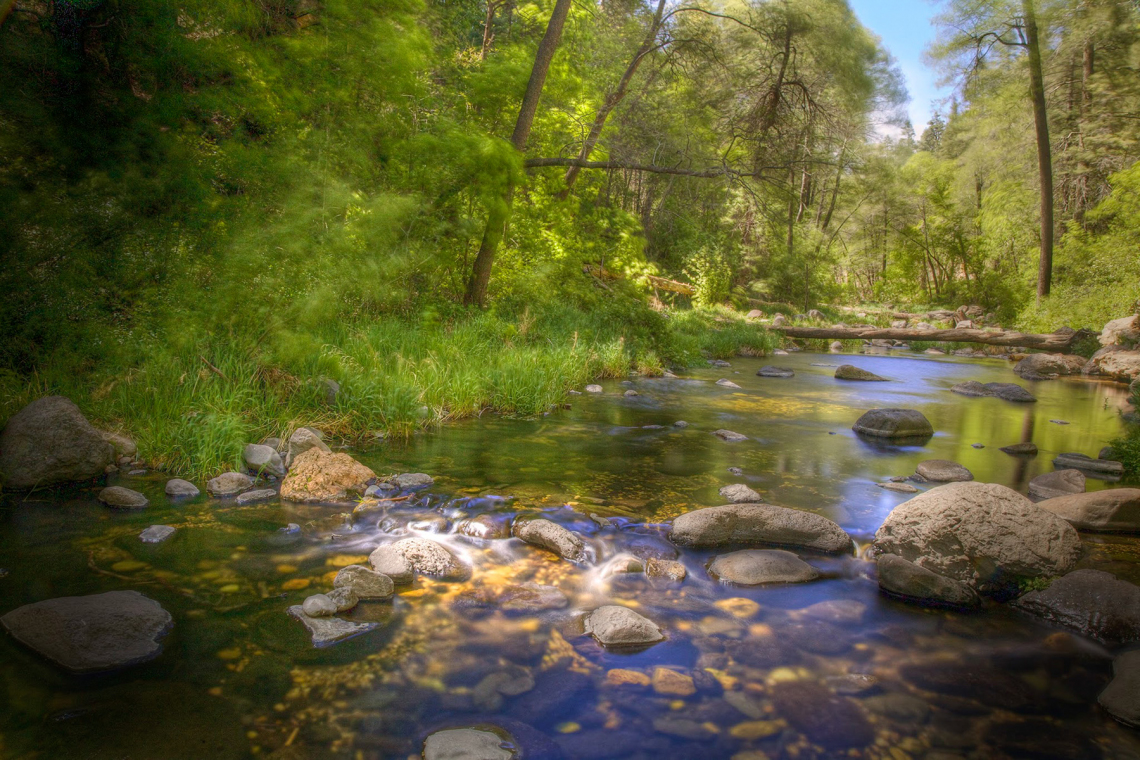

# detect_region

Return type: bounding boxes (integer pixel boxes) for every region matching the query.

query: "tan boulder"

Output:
[280,448,375,502]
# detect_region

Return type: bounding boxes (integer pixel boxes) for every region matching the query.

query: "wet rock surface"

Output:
[835,364,889,381]
[876,553,979,608]
[286,605,378,647]
[707,549,819,585]
[98,485,149,508]
[1037,488,1140,531]
[369,537,469,582]
[771,680,875,749]
[915,459,973,483]
[950,381,1036,402]
[512,518,587,562]
[670,503,852,553]
[1100,650,1140,728]
[1013,569,1140,643]
[583,605,664,648]
[1028,468,1085,500]
[718,483,763,503]
[852,408,934,439]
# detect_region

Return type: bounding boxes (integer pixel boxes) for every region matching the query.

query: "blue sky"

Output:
[848,0,952,134]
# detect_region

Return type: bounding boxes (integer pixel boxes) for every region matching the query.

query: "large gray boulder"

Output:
[1036,489,1140,532]
[583,605,664,648]
[512,518,587,562]
[1014,569,1140,643]
[242,443,285,478]
[1014,353,1085,379]
[1100,650,1140,728]
[670,503,852,553]
[835,365,888,381]
[708,549,819,585]
[852,409,933,440]
[915,460,973,482]
[876,553,979,608]
[1027,469,1085,501]
[423,727,516,760]
[369,537,468,582]
[873,482,1081,594]
[0,396,114,488]
[0,590,171,673]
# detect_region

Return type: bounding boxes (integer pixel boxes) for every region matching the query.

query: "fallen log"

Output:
[770,326,1094,353]
[646,274,694,296]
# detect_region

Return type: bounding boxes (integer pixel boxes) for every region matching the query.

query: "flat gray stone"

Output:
[1013,569,1140,643]
[835,365,888,381]
[333,564,394,600]
[98,486,149,509]
[915,460,973,483]
[139,525,175,544]
[708,549,819,585]
[423,727,516,760]
[286,605,377,647]
[584,605,664,649]
[715,378,742,389]
[1100,650,1140,728]
[714,429,748,442]
[512,518,587,562]
[165,478,200,497]
[206,471,253,497]
[0,591,172,673]
[951,381,1036,402]
[718,483,763,503]
[876,553,979,608]
[878,482,919,493]
[852,409,933,440]
[757,366,794,378]
[393,472,434,489]
[1054,453,1125,476]
[1028,469,1085,500]
[1036,489,1140,532]
[235,488,277,505]
[670,503,852,553]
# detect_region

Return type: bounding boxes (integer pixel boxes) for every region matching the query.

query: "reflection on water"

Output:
[0,352,1137,759]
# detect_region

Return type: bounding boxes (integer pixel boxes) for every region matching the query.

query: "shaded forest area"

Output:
[1,0,1139,474]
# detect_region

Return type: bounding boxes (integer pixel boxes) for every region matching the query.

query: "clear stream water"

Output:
[1,351,1138,760]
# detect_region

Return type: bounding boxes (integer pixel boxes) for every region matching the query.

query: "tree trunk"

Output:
[1023,0,1054,301]
[464,0,574,307]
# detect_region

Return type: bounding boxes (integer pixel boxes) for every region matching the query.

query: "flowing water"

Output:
[1,351,1139,760]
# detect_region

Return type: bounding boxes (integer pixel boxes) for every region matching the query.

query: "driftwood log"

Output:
[771,326,1094,353]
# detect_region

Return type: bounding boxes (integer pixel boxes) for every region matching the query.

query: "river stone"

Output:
[334,564,394,599]
[584,605,664,648]
[873,482,1081,594]
[301,593,338,617]
[1100,650,1140,728]
[916,460,974,483]
[1014,353,1086,379]
[235,488,277,505]
[876,553,980,608]
[714,429,748,442]
[1036,489,1140,532]
[878,482,919,493]
[719,483,763,503]
[757,366,794,378]
[0,590,172,673]
[670,503,853,553]
[1000,442,1038,456]
[512,518,587,562]
[242,443,285,478]
[98,486,149,509]
[286,605,378,647]
[950,381,1037,402]
[326,586,358,613]
[1028,469,1085,500]
[0,396,115,489]
[165,478,200,497]
[369,537,468,582]
[585,384,603,393]
[280,448,375,503]
[715,378,742,389]
[708,550,819,585]
[423,727,516,760]
[835,364,888,381]
[139,524,176,544]
[206,471,253,497]
[99,430,137,459]
[771,680,874,749]
[456,513,512,540]
[645,557,686,581]
[852,408,934,439]
[1053,452,1125,475]
[390,472,433,490]
[623,389,638,397]
[284,426,330,468]
[1013,569,1140,643]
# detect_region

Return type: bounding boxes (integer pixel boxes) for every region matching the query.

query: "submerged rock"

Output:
[139,525,176,544]
[771,680,874,749]
[0,396,115,489]
[165,478,200,497]
[757,366,794,378]
[280,449,375,502]
[670,503,853,553]
[1053,452,1125,476]
[835,364,888,381]
[718,483,763,503]
[369,537,468,582]
[1000,442,1039,456]
[1036,488,1140,532]
[333,564,394,600]
[876,553,979,608]
[0,590,171,673]
[715,378,742,389]
[206,471,253,497]
[708,549,819,585]
[98,486,149,509]
[235,488,277,505]
[1013,569,1140,643]
[851,408,934,440]
[645,557,686,581]
[877,482,919,493]
[915,459,974,483]
[286,605,377,647]
[873,482,1081,594]
[423,727,517,760]
[714,429,748,442]
[1099,650,1140,728]
[512,518,587,562]
[584,605,664,648]
[1028,469,1085,500]
[950,381,1036,402]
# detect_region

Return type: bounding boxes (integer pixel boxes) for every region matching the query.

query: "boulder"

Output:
[1036,489,1140,532]
[1083,346,1140,382]
[1013,353,1085,379]
[97,486,149,509]
[583,605,664,648]
[1028,469,1085,501]
[286,606,377,647]
[1000,442,1038,456]
[165,478,200,498]
[0,396,115,488]
[235,488,276,505]
[334,564,395,599]
[284,427,330,468]
[242,443,285,478]
[1053,452,1125,476]
[718,483,763,503]
[139,525,176,544]
[280,449,375,503]
[714,429,748,442]
[206,471,253,497]
[851,409,934,440]
[1015,569,1140,643]
[835,365,888,381]
[757,366,794,378]
[670,503,852,553]
[0,590,171,673]
[368,537,468,582]
[512,518,587,562]
[873,482,1081,594]
[1099,650,1140,728]
[951,381,1036,402]
[708,549,819,585]
[423,727,516,760]
[876,553,979,608]
[1099,315,1140,347]
[915,460,973,483]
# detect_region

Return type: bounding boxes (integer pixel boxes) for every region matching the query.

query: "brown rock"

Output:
[280,449,375,502]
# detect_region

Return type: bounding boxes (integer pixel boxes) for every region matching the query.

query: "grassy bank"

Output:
[0,306,776,480]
